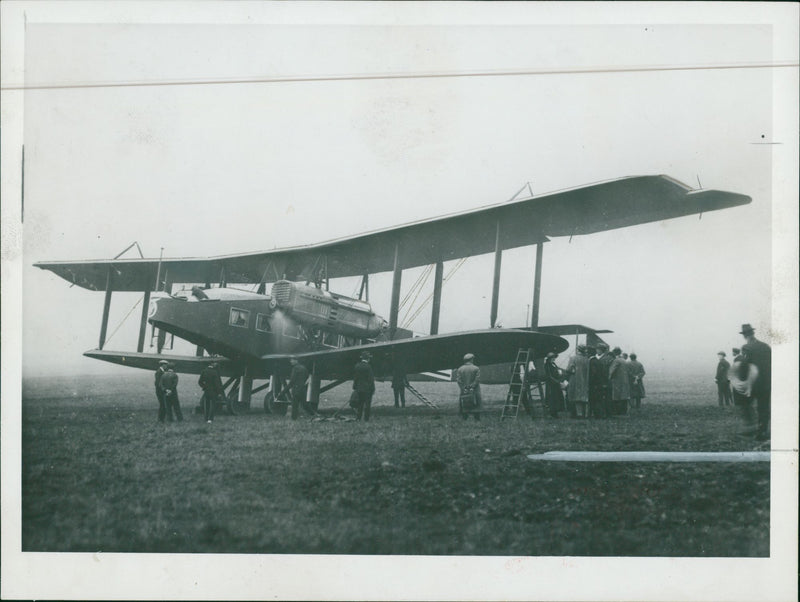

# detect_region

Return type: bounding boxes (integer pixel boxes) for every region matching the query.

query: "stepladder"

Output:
[502,349,540,419]
[500,349,530,420]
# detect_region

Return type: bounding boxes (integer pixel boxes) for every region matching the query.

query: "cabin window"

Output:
[255,313,271,333]
[283,321,301,339]
[321,331,340,348]
[229,307,250,328]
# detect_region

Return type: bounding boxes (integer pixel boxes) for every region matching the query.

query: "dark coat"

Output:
[544,358,565,411]
[353,360,376,394]
[742,339,771,395]
[589,356,608,395]
[155,366,167,389]
[160,371,178,392]
[289,363,310,399]
[198,366,224,395]
[715,359,731,383]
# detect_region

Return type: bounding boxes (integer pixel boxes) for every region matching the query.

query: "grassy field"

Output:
[21,373,769,556]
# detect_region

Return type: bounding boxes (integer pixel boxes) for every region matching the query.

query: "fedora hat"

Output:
[739,323,755,335]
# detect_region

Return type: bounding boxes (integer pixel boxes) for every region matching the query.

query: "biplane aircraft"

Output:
[35,175,750,414]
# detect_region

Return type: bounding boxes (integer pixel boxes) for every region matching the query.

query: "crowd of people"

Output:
[537,344,646,419]
[152,323,770,439]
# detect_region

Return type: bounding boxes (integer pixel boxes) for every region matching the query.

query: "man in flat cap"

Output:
[161,363,183,422]
[740,324,771,440]
[456,353,482,420]
[715,352,732,407]
[352,351,376,421]
[155,359,170,423]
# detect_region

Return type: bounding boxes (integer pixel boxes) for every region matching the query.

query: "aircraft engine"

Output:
[270,280,387,338]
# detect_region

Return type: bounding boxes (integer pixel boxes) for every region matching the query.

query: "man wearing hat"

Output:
[352,351,376,421]
[198,361,224,423]
[715,352,732,407]
[155,359,170,422]
[288,357,311,420]
[456,353,482,420]
[160,363,183,422]
[565,345,590,418]
[544,352,566,418]
[740,324,771,440]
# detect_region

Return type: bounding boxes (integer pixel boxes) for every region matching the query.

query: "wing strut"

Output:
[430,259,444,335]
[98,266,114,349]
[388,241,402,338]
[530,242,544,329]
[490,218,503,328]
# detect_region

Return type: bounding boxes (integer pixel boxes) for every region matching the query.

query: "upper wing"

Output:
[276,329,569,380]
[35,175,750,291]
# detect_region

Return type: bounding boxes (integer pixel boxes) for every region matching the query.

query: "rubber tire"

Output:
[264,391,288,416]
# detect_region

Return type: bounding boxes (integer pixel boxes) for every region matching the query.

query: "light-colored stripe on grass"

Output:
[527,451,770,462]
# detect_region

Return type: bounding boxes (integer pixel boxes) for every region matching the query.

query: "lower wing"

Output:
[85,329,567,380]
[273,329,568,380]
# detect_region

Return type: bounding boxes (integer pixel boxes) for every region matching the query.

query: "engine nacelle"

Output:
[270,280,388,338]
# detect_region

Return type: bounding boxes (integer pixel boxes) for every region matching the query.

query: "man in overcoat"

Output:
[155,359,169,422]
[544,352,565,417]
[353,351,376,421]
[715,352,733,406]
[565,345,590,418]
[456,353,482,420]
[198,361,224,423]
[608,347,631,415]
[740,324,771,440]
[289,357,311,419]
[628,353,646,409]
[160,364,183,422]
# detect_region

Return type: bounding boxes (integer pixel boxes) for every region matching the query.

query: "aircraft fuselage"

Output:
[148,281,388,361]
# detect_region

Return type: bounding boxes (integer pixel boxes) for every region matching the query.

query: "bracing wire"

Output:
[399,263,433,311]
[400,264,434,324]
[104,295,144,345]
[402,257,467,329]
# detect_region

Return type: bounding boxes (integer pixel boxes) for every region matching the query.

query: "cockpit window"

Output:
[229,308,250,328]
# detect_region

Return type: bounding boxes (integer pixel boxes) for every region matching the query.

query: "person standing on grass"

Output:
[391,364,409,408]
[289,357,311,420]
[456,353,482,420]
[740,323,771,441]
[161,363,183,422]
[597,344,615,416]
[729,348,758,428]
[565,345,590,418]
[608,347,631,415]
[154,359,170,423]
[715,351,733,407]
[628,353,646,409]
[352,351,376,421]
[198,361,224,424]
[544,352,565,418]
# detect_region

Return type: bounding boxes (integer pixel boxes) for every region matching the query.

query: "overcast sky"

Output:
[10,13,788,380]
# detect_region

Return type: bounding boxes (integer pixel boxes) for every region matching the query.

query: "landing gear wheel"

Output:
[264,391,288,415]
[226,387,249,415]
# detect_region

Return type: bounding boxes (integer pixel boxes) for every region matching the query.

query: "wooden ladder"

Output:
[501,349,531,419]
